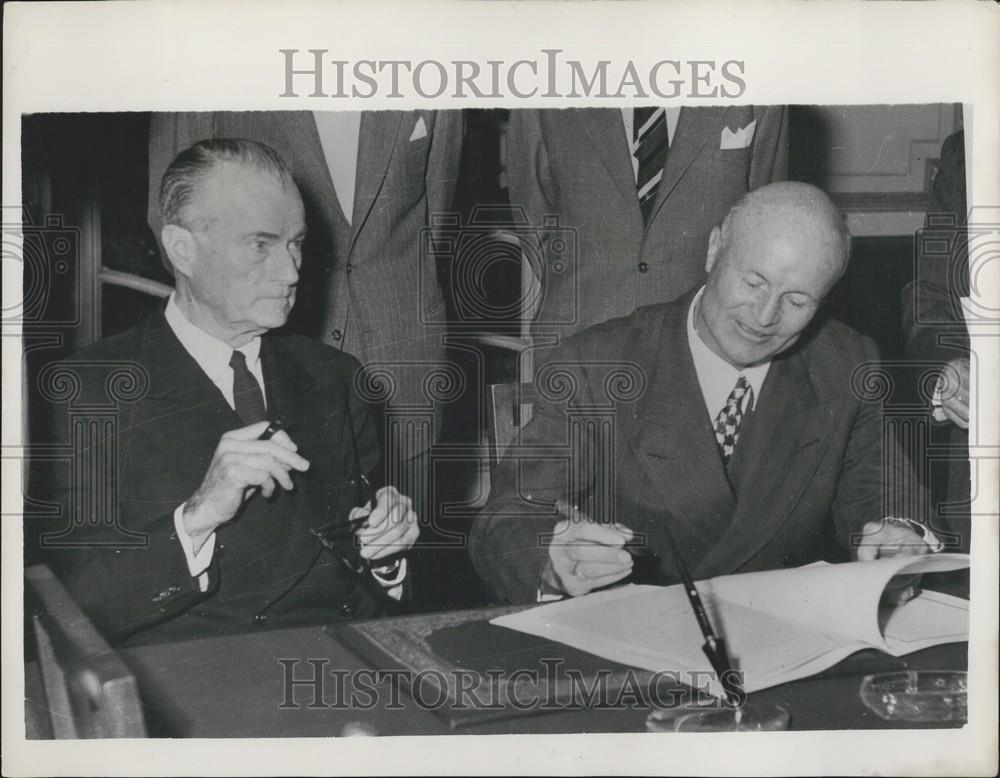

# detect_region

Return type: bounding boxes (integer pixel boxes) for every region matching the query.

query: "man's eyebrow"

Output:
[241,230,281,241]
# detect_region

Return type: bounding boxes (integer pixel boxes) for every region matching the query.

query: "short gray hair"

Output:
[159,138,294,229]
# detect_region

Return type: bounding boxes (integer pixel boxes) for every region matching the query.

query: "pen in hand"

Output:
[555,499,744,707]
[548,500,636,598]
[248,418,290,500]
[258,419,284,442]
[555,499,652,555]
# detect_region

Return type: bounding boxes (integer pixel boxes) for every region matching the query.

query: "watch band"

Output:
[884,516,945,553]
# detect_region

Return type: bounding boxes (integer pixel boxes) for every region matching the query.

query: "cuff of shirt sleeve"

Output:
[371,557,407,586]
[173,503,216,591]
[369,558,406,602]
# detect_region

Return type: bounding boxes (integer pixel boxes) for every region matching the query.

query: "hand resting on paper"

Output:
[539,501,634,598]
[854,518,933,605]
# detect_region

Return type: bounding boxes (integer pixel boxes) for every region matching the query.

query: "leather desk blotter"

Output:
[329,604,692,729]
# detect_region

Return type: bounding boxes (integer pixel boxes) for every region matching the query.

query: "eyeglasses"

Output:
[310,474,375,576]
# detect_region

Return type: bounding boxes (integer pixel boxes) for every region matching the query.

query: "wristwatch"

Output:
[884,516,945,553]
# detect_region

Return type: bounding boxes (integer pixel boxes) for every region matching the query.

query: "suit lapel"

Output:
[576,109,645,231]
[645,106,732,228]
[288,112,349,226]
[139,312,236,422]
[626,297,736,546]
[350,110,404,253]
[259,336,317,428]
[140,312,317,433]
[224,112,348,227]
[125,313,241,499]
[695,346,830,577]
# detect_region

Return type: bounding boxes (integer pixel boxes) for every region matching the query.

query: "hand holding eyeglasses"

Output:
[312,484,419,575]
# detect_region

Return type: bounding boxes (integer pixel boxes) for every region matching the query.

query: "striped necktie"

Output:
[713,376,751,469]
[633,107,669,224]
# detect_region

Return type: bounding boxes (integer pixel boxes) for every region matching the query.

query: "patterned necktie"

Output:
[713,376,751,469]
[633,107,669,224]
[229,350,267,425]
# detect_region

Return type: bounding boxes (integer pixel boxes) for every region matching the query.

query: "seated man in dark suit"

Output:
[471,182,940,603]
[30,139,418,644]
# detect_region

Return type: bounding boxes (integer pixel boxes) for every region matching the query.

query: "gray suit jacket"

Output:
[470,290,926,604]
[505,106,788,349]
[148,110,464,456]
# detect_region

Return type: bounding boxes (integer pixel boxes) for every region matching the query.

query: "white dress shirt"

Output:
[165,295,406,596]
[686,287,771,422]
[313,111,362,224]
[165,294,266,409]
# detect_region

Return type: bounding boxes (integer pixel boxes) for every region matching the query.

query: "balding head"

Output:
[717,181,851,280]
[694,182,851,369]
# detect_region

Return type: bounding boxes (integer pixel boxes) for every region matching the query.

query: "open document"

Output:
[492,554,970,696]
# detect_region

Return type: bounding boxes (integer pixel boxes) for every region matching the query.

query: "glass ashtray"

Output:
[671,703,790,732]
[859,670,967,723]
[646,701,790,732]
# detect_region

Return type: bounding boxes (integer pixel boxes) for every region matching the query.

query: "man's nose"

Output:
[753,293,781,327]
[272,246,299,284]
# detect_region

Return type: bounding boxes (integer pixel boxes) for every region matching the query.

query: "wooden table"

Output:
[26,606,967,738]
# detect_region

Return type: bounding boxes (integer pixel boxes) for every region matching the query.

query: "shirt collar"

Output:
[686,286,771,413]
[164,294,261,385]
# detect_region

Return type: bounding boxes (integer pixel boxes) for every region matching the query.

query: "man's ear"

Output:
[160,224,196,278]
[705,226,723,274]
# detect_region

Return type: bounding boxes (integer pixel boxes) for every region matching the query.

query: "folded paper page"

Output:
[491,554,969,696]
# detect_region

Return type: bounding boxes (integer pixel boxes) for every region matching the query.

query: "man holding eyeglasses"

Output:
[30,139,419,645]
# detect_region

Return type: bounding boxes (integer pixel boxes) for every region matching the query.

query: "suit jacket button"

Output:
[340,602,354,616]
[331,329,343,341]
[254,614,268,624]
[638,262,649,273]
[345,263,353,274]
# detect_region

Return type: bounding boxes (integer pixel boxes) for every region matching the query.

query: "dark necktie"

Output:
[229,350,267,425]
[633,107,669,224]
[713,376,751,469]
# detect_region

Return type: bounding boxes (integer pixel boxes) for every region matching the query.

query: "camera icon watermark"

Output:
[913,205,999,326]
[420,206,578,330]
[2,206,81,327]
